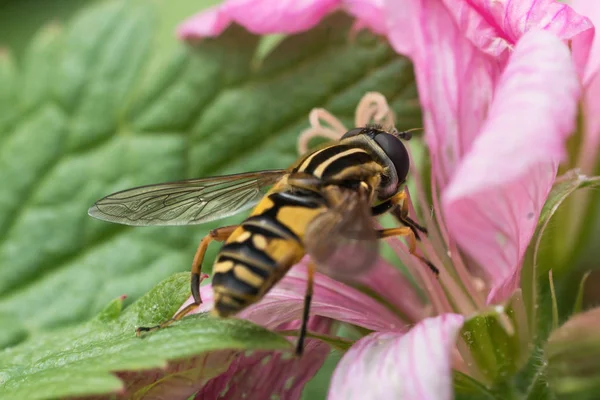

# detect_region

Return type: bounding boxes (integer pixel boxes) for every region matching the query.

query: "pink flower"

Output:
[175,0,595,399]
[182,259,429,400]
[571,0,600,176]
[177,0,388,39]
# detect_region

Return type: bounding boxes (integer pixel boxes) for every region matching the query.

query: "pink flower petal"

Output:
[177,0,393,40]
[178,0,341,39]
[346,0,387,35]
[440,0,594,75]
[443,30,581,304]
[571,0,600,174]
[385,0,592,189]
[355,258,424,322]
[177,6,232,39]
[196,340,329,400]
[184,258,407,331]
[579,68,600,174]
[196,318,333,400]
[571,0,600,84]
[328,314,464,400]
[386,0,501,188]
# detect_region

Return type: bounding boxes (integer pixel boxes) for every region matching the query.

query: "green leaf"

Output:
[454,371,497,400]
[516,173,600,400]
[0,0,419,353]
[524,363,556,400]
[521,171,600,338]
[573,271,591,315]
[549,271,559,331]
[459,290,530,385]
[536,173,600,280]
[545,307,600,398]
[0,273,291,400]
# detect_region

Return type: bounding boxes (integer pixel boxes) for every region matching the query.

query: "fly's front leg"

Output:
[373,189,428,239]
[377,227,439,276]
[393,193,428,238]
[371,190,406,216]
[136,225,239,336]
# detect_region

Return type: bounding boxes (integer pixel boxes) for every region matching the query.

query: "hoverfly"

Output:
[88,125,434,355]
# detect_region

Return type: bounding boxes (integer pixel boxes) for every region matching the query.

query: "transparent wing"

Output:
[88,170,286,226]
[304,187,378,280]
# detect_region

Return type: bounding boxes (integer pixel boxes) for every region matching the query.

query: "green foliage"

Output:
[521,171,600,339]
[0,273,290,399]
[454,371,497,400]
[516,172,600,400]
[460,290,530,386]
[546,307,600,399]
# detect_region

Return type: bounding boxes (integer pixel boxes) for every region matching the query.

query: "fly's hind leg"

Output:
[296,262,316,356]
[136,225,239,336]
[377,227,439,276]
[189,225,239,304]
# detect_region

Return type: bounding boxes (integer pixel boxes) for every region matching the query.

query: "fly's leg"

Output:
[296,261,316,356]
[394,189,428,237]
[189,225,239,304]
[377,227,439,276]
[371,190,406,216]
[372,189,427,239]
[136,225,239,336]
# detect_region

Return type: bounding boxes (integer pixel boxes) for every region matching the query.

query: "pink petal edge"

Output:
[442,30,581,304]
[328,314,465,400]
[345,0,387,35]
[177,0,341,39]
[177,6,232,39]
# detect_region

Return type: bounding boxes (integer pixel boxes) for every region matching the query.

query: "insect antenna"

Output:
[390,127,424,141]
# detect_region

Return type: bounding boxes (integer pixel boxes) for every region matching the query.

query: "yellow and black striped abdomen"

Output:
[211,184,327,317]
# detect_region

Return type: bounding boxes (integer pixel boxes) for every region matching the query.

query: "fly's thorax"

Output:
[295,141,386,192]
[294,135,402,200]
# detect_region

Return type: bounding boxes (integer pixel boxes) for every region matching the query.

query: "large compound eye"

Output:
[341,127,364,139]
[373,133,410,182]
